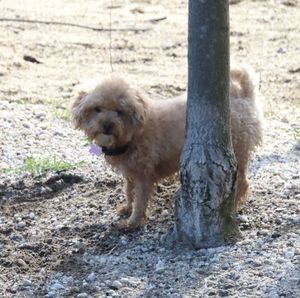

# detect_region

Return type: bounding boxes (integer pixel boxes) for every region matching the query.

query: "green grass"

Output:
[293,127,300,140]
[2,156,84,176]
[50,102,71,121]
[15,97,72,121]
[263,110,274,119]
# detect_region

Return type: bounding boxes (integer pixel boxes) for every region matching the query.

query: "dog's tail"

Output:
[230,64,260,100]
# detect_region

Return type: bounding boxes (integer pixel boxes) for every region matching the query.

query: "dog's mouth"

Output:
[94,133,129,156]
[95,133,115,148]
[102,144,129,156]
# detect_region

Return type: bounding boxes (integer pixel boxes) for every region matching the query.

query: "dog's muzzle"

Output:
[102,144,129,156]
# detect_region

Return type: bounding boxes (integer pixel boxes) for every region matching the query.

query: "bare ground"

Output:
[0,0,300,297]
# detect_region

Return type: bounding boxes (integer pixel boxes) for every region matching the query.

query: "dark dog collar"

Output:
[102,144,129,156]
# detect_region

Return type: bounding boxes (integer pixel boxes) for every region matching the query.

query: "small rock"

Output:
[47,291,56,297]
[54,131,67,137]
[271,231,281,238]
[238,214,248,222]
[55,224,67,230]
[155,259,165,273]
[23,279,32,287]
[219,289,229,297]
[28,212,35,220]
[23,122,32,129]
[277,47,286,54]
[285,250,295,258]
[87,272,95,282]
[252,259,262,267]
[106,289,116,296]
[161,209,169,217]
[35,112,46,119]
[277,257,285,264]
[258,229,269,236]
[16,258,27,268]
[40,268,46,276]
[77,294,88,298]
[222,263,230,270]
[111,280,123,290]
[16,221,27,230]
[49,282,65,291]
[223,281,235,289]
[120,236,128,245]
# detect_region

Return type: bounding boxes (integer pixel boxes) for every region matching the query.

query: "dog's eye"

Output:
[95,106,101,113]
[117,110,123,116]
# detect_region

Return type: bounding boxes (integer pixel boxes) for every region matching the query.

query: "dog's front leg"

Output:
[117,178,134,217]
[118,178,153,230]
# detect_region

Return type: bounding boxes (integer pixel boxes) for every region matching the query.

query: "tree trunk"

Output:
[172,0,238,248]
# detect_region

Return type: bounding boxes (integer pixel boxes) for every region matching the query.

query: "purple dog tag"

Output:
[89,144,102,156]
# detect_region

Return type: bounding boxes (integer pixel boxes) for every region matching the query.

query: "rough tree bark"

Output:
[172,0,239,248]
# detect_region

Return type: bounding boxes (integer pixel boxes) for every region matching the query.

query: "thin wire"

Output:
[109,0,114,72]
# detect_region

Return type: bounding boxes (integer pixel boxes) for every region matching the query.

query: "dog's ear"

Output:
[71,91,88,129]
[131,89,149,126]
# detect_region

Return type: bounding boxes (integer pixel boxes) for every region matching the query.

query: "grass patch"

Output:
[50,102,71,121]
[2,157,84,176]
[15,97,72,121]
[293,127,300,140]
[263,109,276,119]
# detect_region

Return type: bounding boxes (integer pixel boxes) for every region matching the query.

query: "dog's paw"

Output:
[114,218,143,231]
[116,204,132,217]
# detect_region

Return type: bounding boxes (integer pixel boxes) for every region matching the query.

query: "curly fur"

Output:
[72,66,263,230]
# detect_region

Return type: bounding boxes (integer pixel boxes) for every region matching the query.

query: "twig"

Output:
[147,16,167,23]
[108,244,118,255]
[0,18,151,33]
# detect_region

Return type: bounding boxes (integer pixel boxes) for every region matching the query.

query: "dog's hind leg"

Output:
[235,152,250,211]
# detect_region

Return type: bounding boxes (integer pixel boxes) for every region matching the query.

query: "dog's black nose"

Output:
[103,121,114,135]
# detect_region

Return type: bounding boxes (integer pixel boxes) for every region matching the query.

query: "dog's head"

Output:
[71,76,149,149]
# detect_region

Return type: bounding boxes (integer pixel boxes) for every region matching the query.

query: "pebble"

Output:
[258,229,269,236]
[23,122,32,129]
[47,291,56,297]
[161,209,169,217]
[218,289,229,297]
[28,212,35,220]
[49,282,65,291]
[222,263,230,270]
[16,221,27,229]
[120,277,130,285]
[77,294,88,298]
[16,258,27,268]
[106,289,116,297]
[285,250,295,258]
[155,259,165,273]
[277,47,286,54]
[277,257,285,264]
[23,279,32,287]
[238,215,248,222]
[111,280,123,289]
[87,272,96,282]
[35,112,46,119]
[252,259,262,267]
